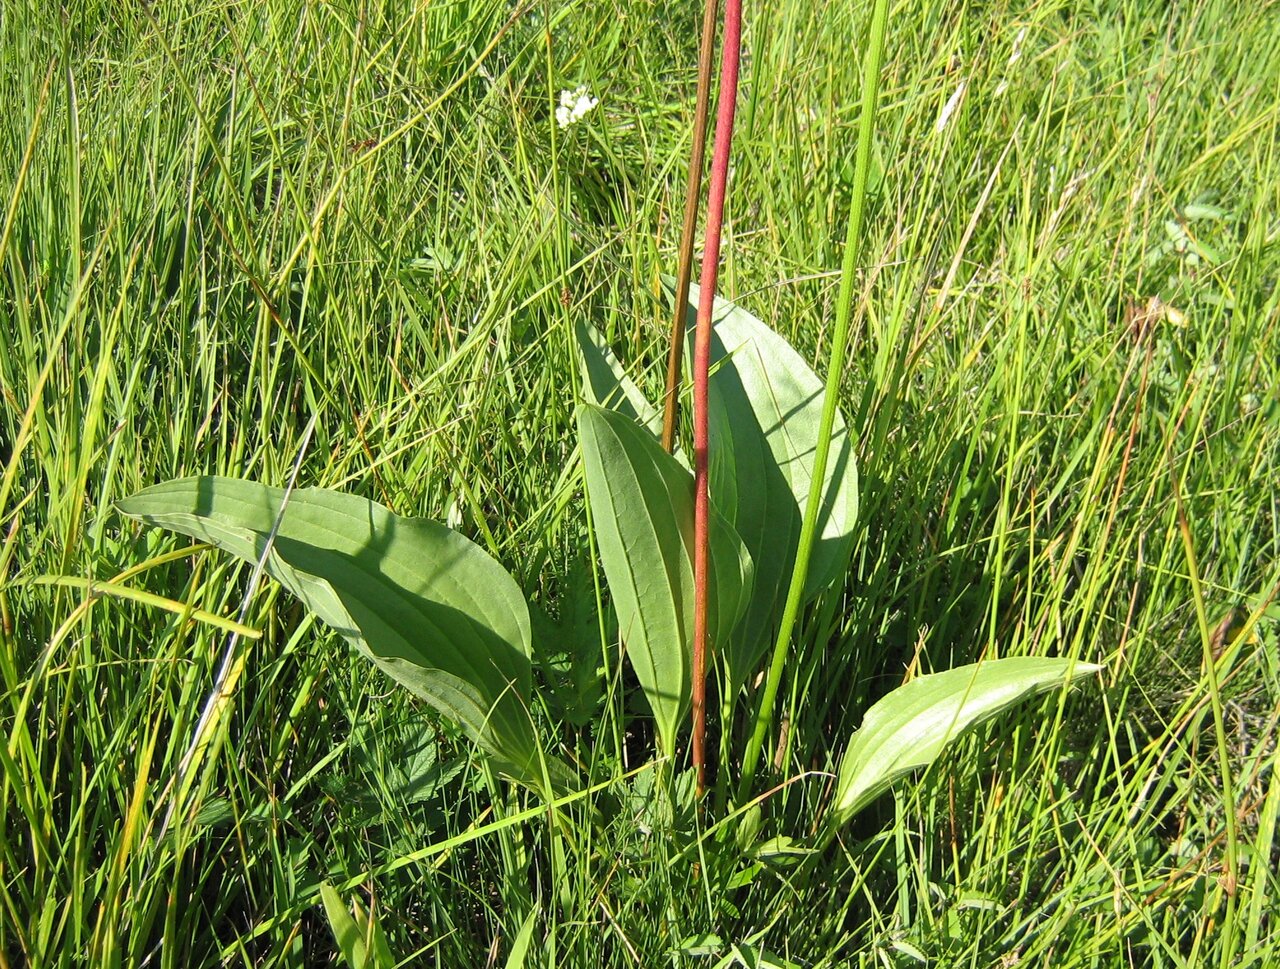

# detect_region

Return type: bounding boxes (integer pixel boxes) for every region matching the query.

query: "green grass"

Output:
[2,0,1278,965]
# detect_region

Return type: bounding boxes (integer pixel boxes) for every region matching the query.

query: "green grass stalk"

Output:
[737,0,890,799]
[1171,449,1240,965]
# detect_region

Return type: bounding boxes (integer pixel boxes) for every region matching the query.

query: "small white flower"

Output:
[556,86,599,128]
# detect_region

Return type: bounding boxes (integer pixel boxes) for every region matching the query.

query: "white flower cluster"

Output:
[556,86,599,128]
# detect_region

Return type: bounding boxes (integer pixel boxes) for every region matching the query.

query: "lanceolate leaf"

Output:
[117,477,558,789]
[577,403,752,757]
[829,657,1102,827]
[320,882,397,969]
[674,281,859,691]
[575,320,663,439]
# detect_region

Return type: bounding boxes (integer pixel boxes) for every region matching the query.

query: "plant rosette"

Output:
[118,283,1100,834]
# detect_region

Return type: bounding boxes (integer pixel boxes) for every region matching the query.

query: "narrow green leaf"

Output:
[577,403,751,756]
[829,657,1102,826]
[319,882,396,969]
[502,907,540,969]
[319,883,367,969]
[116,477,558,789]
[728,943,805,969]
[672,280,859,690]
[575,319,662,438]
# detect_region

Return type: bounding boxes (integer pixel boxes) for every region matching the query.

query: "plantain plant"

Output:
[118,277,1099,826]
[115,0,1101,892]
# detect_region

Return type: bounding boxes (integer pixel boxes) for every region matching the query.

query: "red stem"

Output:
[692,0,742,799]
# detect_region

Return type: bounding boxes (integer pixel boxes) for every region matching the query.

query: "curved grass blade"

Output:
[828,657,1102,829]
[578,403,751,757]
[117,477,559,789]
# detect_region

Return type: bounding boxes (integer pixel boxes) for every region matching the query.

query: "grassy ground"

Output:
[2,0,1278,965]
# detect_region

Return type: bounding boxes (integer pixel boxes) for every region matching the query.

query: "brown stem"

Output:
[691,0,742,799]
[660,0,721,454]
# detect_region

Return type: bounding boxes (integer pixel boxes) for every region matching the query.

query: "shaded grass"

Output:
[2,0,1278,965]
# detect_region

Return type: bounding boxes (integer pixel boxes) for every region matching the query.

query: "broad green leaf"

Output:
[673,281,859,691]
[117,477,559,790]
[575,319,662,438]
[829,657,1102,826]
[577,403,752,756]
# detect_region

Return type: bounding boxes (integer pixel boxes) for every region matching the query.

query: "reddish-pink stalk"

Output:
[691,0,742,798]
